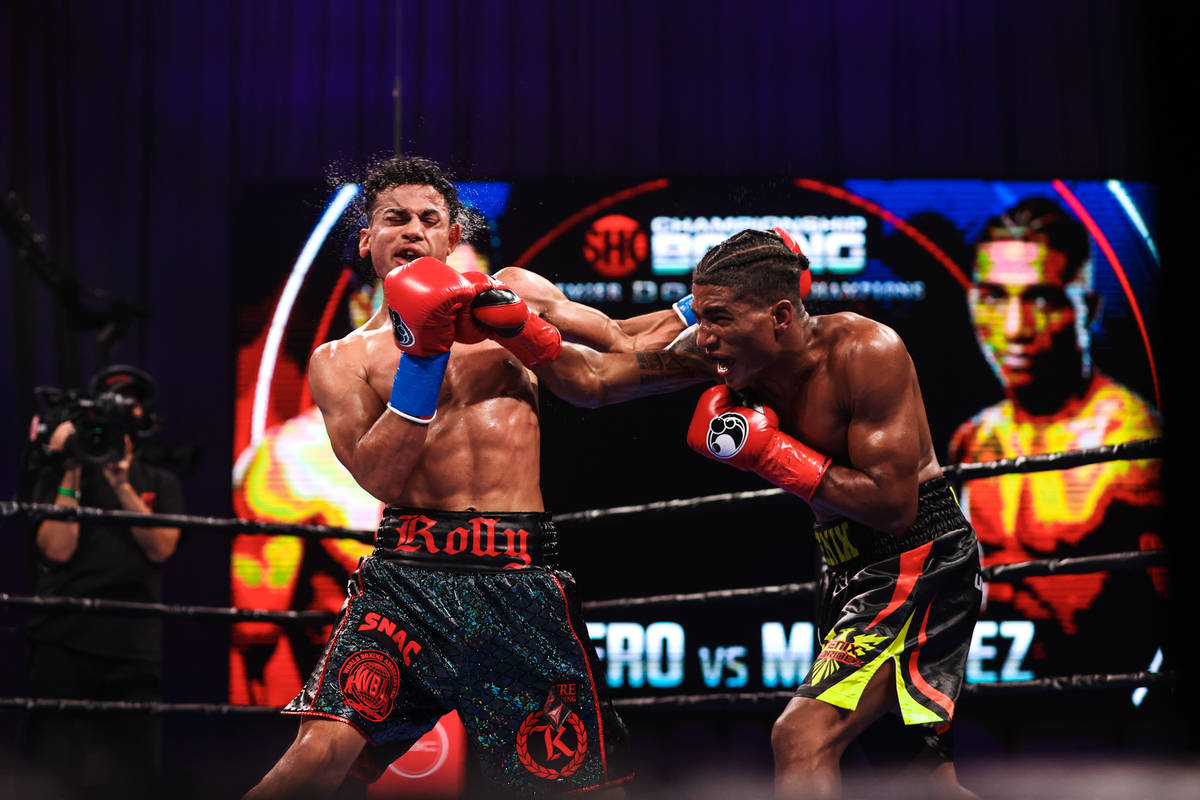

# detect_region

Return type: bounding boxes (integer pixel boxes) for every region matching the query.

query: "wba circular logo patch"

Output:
[339,649,400,722]
[388,308,415,348]
[707,412,748,458]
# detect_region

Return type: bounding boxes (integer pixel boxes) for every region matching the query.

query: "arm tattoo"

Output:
[635,350,710,385]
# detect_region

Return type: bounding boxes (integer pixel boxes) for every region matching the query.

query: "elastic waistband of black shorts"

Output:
[373,507,559,570]
[812,477,968,573]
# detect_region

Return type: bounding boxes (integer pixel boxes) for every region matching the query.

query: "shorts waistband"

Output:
[374,507,559,570]
[812,477,967,573]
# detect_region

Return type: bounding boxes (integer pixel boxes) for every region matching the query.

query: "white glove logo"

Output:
[388,308,415,348]
[707,413,748,458]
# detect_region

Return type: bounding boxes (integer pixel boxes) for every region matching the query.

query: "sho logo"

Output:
[388,308,415,348]
[583,214,648,278]
[707,412,748,458]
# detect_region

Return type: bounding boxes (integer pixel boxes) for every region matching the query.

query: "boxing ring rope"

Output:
[0,547,1167,619]
[553,437,1164,524]
[0,502,377,543]
[0,436,1169,714]
[0,592,332,625]
[0,437,1163,536]
[0,670,1176,717]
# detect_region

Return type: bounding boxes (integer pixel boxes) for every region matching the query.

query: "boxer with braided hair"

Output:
[680,228,982,799]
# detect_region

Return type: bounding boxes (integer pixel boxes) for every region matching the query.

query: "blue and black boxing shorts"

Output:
[284,507,632,795]
[797,477,983,759]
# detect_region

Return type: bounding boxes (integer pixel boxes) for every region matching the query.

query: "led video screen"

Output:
[230,176,1163,718]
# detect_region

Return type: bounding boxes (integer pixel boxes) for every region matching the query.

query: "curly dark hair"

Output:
[359,155,467,229]
[692,229,811,306]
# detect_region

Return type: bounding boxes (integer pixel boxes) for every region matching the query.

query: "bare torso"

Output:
[314,309,543,511]
[756,312,942,528]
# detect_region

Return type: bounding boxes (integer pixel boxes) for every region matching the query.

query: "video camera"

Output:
[31,365,160,465]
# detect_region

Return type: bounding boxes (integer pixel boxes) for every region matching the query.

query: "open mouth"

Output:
[714,358,732,376]
[395,247,423,264]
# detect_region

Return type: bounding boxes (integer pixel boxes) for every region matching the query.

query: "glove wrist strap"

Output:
[387,351,450,424]
[672,294,697,326]
[756,433,831,502]
[497,314,562,368]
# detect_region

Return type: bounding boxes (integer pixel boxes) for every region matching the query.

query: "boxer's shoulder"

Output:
[306,320,401,410]
[490,266,562,315]
[816,314,907,373]
[816,312,899,346]
[329,324,394,370]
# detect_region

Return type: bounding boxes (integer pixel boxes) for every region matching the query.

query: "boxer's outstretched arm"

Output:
[308,343,428,502]
[533,331,713,408]
[494,267,685,352]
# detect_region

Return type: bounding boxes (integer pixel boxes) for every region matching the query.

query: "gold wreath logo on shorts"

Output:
[515,685,589,780]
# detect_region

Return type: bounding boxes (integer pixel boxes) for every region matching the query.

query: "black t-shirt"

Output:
[26,456,186,663]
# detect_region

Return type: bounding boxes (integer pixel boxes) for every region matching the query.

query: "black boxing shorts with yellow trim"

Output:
[796,478,982,735]
[284,508,631,795]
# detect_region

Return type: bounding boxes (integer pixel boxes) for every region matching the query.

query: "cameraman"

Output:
[23,365,184,797]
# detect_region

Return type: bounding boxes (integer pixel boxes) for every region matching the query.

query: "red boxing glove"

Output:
[453,270,493,344]
[686,385,830,502]
[383,257,476,357]
[467,275,562,367]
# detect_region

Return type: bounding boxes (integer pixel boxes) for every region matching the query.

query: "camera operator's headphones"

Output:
[88,364,161,437]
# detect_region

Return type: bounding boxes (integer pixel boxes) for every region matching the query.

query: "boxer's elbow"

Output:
[876,494,918,537]
[543,369,609,408]
[578,360,635,407]
[347,453,411,502]
[493,267,557,314]
[355,465,406,502]
[537,347,619,408]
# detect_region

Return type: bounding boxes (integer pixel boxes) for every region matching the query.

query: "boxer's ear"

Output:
[771,299,795,332]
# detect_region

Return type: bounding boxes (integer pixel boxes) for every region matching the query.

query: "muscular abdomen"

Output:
[399,343,544,511]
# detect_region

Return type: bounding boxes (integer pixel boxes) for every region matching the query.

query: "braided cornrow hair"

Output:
[692,229,811,306]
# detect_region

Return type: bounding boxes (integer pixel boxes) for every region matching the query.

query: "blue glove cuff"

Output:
[672,294,697,326]
[387,351,450,424]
